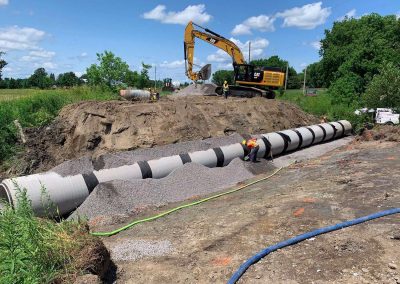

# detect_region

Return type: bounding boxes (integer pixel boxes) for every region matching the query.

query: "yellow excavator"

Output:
[184,21,285,98]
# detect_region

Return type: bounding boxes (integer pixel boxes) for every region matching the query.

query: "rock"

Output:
[388,263,398,270]
[361,268,369,273]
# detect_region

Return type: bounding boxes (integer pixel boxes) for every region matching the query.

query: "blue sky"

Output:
[0,0,399,83]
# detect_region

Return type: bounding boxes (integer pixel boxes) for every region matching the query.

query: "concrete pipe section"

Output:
[0,120,352,216]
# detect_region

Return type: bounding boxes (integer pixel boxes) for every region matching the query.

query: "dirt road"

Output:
[98,140,399,283]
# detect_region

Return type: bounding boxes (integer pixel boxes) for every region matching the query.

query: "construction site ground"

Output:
[96,139,400,284]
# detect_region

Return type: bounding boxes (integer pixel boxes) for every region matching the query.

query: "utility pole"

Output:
[154,65,157,90]
[284,64,289,91]
[303,66,307,95]
[248,41,251,63]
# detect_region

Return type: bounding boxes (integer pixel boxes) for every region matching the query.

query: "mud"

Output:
[20,96,317,173]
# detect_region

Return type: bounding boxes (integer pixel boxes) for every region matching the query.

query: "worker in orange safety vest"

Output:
[242,137,259,163]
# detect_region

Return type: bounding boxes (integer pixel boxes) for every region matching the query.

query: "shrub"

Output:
[0,186,102,283]
[363,62,400,108]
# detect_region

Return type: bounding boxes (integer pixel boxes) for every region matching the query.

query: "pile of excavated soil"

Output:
[174,83,218,96]
[22,95,317,173]
[357,125,400,142]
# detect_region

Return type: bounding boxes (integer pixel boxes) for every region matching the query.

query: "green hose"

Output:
[90,166,284,237]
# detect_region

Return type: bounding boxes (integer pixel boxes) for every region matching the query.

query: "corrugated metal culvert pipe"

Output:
[0,120,352,216]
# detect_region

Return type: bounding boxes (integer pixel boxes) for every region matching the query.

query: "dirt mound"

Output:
[23,96,317,173]
[357,125,400,142]
[174,83,218,96]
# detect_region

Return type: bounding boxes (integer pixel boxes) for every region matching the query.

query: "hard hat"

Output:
[241,140,246,145]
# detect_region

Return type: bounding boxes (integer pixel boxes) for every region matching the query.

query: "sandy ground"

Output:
[96,139,399,284]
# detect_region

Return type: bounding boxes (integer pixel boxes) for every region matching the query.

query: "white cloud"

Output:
[207,49,231,63]
[29,50,55,58]
[232,15,275,35]
[80,52,87,57]
[0,0,8,6]
[0,26,46,51]
[143,4,212,25]
[41,62,57,70]
[276,2,331,29]
[338,9,357,21]
[20,49,55,62]
[231,24,251,36]
[159,57,202,69]
[396,11,400,19]
[160,59,185,68]
[310,41,321,50]
[207,38,269,63]
[74,71,83,77]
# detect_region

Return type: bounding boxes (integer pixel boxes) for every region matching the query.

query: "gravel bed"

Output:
[69,158,253,221]
[92,133,244,170]
[110,239,173,261]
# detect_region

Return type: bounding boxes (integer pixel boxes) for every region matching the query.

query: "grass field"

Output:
[278,88,358,120]
[0,87,115,163]
[0,89,57,101]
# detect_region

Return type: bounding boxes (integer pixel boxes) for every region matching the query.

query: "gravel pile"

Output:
[174,83,218,96]
[51,156,94,176]
[110,239,173,261]
[93,134,244,170]
[69,158,254,221]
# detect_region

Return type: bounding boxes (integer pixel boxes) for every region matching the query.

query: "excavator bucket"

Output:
[198,64,211,80]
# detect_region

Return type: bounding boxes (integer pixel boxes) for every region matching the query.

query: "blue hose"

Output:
[228,208,400,284]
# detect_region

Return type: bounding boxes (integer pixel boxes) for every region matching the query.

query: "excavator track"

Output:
[215,85,276,99]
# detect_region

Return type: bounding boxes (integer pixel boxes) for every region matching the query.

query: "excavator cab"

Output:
[234,64,263,83]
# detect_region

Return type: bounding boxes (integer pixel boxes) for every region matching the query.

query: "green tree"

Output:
[306,62,325,88]
[320,14,400,102]
[212,70,234,85]
[86,51,130,90]
[363,62,400,108]
[49,73,56,86]
[57,72,79,87]
[28,68,51,89]
[125,70,140,87]
[0,51,7,81]
[138,62,152,89]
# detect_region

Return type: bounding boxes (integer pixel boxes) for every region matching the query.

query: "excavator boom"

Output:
[184,21,285,98]
[184,21,245,81]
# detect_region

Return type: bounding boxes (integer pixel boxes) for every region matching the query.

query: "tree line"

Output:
[213,13,400,109]
[0,50,157,91]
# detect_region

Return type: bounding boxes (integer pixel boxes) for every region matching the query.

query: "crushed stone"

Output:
[110,239,173,262]
[69,158,254,221]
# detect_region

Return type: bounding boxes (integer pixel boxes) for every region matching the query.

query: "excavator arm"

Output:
[184,21,245,81]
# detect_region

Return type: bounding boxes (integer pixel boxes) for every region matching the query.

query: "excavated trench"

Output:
[18,95,318,174]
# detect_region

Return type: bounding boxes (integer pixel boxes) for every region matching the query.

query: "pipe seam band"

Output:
[261,137,271,159]
[212,148,225,167]
[179,153,192,164]
[337,121,345,137]
[328,123,338,140]
[305,127,316,144]
[293,130,303,150]
[276,132,291,153]
[317,125,327,142]
[82,172,99,193]
[137,161,153,179]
